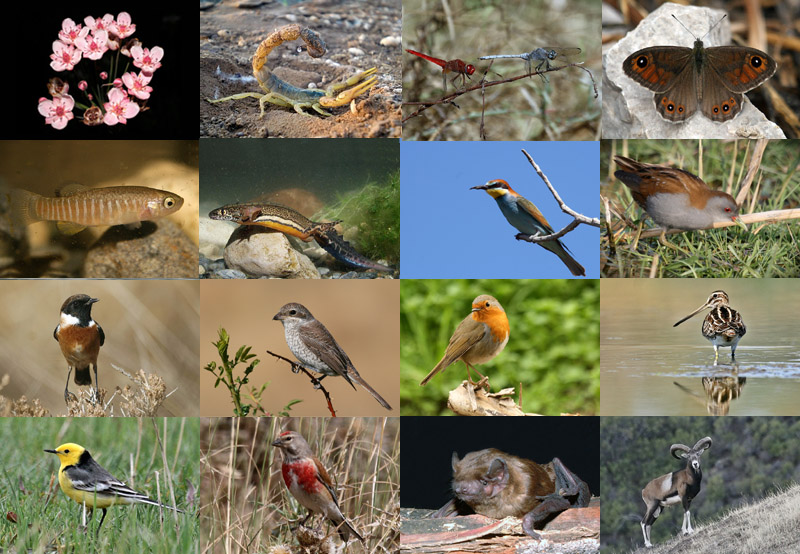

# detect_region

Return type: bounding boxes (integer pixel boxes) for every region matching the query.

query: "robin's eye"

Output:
[485,302,490,307]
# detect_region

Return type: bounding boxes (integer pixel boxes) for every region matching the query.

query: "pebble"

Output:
[213,269,247,279]
[348,47,365,57]
[380,36,402,47]
[217,29,230,38]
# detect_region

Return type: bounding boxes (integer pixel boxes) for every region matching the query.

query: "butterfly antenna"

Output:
[701,14,728,41]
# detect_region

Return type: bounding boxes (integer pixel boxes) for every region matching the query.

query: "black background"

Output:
[6,1,196,139]
[400,416,601,509]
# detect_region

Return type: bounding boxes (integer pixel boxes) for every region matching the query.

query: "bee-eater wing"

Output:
[516,196,556,234]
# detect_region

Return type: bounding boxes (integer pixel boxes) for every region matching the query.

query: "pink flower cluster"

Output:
[39,12,164,130]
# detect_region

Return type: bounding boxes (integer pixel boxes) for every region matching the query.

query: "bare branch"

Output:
[509,149,599,246]
[402,62,593,123]
[266,350,336,416]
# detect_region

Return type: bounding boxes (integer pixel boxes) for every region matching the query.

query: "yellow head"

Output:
[44,442,86,468]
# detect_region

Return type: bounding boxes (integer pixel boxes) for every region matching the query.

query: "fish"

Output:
[11,184,184,235]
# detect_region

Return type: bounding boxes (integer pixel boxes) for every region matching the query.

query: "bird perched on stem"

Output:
[471,180,585,276]
[420,295,509,388]
[273,302,392,410]
[272,430,364,543]
[44,442,184,533]
[54,294,104,403]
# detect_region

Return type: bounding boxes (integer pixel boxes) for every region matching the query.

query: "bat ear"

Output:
[451,452,460,470]
[486,458,508,483]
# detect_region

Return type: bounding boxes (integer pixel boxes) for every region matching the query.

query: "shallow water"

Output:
[601,279,800,416]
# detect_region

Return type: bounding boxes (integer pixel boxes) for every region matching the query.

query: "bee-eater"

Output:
[471,179,585,276]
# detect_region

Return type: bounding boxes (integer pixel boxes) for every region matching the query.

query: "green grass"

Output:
[401,279,599,415]
[602,140,800,278]
[0,418,198,553]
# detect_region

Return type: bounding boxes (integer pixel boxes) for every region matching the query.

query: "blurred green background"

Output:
[401,279,599,415]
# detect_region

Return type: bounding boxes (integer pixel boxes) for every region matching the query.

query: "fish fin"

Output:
[56,221,86,235]
[125,222,142,230]
[56,183,88,197]
[9,188,40,229]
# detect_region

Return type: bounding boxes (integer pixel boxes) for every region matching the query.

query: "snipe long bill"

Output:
[673,290,746,360]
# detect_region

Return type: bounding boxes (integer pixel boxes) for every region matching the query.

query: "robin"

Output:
[471,180,585,276]
[420,294,509,387]
[271,430,364,543]
[272,303,392,410]
[54,294,104,402]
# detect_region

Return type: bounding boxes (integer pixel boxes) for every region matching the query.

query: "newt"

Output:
[206,24,378,117]
[209,202,394,273]
[11,184,184,235]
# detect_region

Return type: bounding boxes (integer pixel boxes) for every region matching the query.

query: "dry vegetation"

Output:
[200,417,399,554]
[0,367,172,417]
[625,484,800,554]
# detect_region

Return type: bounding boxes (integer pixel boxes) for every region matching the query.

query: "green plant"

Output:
[204,327,299,416]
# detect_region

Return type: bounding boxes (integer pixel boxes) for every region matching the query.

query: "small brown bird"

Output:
[673,290,746,360]
[272,430,364,542]
[272,303,392,410]
[420,295,510,387]
[54,294,104,402]
[613,156,740,231]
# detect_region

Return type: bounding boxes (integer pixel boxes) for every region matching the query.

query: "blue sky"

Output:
[400,141,599,278]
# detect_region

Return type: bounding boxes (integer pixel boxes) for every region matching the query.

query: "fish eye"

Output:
[164,197,175,208]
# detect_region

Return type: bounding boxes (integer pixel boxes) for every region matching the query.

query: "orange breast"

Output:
[57,325,101,366]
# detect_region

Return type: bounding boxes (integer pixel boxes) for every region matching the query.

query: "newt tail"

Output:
[314,229,393,272]
[209,202,394,273]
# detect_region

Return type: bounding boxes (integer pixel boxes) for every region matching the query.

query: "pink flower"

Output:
[57,19,89,45]
[122,71,153,100]
[131,46,164,76]
[75,30,109,60]
[84,14,114,33]
[78,80,88,91]
[103,87,139,125]
[38,95,75,130]
[100,71,108,79]
[110,12,136,39]
[50,41,82,71]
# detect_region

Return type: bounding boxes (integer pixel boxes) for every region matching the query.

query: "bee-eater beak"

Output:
[470,184,490,191]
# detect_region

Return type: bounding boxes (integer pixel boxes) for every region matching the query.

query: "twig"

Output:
[513,149,600,245]
[633,208,800,239]
[402,62,593,123]
[266,350,336,416]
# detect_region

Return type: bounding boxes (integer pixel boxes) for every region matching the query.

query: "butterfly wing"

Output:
[623,46,699,121]
[700,46,777,122]
[622,46,693,93]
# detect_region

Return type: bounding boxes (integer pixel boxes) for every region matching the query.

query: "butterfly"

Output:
[622,17,777,122]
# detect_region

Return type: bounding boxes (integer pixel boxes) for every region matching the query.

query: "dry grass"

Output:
[0,367,173,417]
[627,483,800,554]
[0,280,199,415]
[200,417,399,554]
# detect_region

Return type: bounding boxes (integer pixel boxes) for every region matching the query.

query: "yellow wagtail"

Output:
[45,442,184,531]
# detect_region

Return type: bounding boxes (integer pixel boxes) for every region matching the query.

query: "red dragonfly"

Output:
[405,49,476,92]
